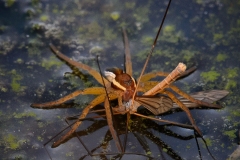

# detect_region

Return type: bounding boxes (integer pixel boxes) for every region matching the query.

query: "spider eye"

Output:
[124,80,132,86]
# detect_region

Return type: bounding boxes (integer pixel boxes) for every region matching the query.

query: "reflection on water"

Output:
[0,0,239,159]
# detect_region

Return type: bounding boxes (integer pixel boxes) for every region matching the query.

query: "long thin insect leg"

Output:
[122,28,132,76]
[96,55,123,152]
[51,94,106,148]
[132,0,172,101]
[49,44,109,86]
[164,90,202,136]
[132,112,194,130]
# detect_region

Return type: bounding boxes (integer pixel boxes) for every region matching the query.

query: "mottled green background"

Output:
[0,0,239,159]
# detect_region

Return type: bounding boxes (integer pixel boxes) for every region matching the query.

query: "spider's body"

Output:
[105,68,136,102]
[31,38,228,150]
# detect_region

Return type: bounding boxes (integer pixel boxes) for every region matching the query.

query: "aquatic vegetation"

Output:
[230,109,240,117]
[223,130,237,140]
[216,53,228,62]
[10,69,25,93]
[66,151,74,157]
[141,35,154,46]
[226,68,238,79]
[200,70,220,82]
[4,134,20,150]
[0,37,16,55]
[37,136,43,142]
[14,58,24,64]
[133,5,150,24]
[182,49,198,62]
[11,76,21,92]
[160,25,184,43]
[13,111,36,119]
[86,21,103,39]
[110,12,120,21]
[0,0,239,159]
[203,138,213,147]
[0,25,7,32]
[225,80,237,90]
[125,2,135,9]
[40,15,49,22]
[27,46,41,57]
[41,55,63,70]
[103,28,117,41]
[224,67,239,90]
[4,0,16,7]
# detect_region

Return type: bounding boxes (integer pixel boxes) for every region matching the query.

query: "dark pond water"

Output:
[0,0,240,160]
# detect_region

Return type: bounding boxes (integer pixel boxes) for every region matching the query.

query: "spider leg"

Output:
[132,112,194,129]
[104,98,123,152]
[138,81,159,92]
[51,94,106,148]
[163,90,202,136]
[140,72,169,82]
[31,87,106,108]
[49,44,109,86]
[122,28,132,76]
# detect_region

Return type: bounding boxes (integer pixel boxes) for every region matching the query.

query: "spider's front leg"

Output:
[49,44,109,86]
[31,87,106,108]
[164,90,202,136]
[104,97,123,152]
[51,94,106,148]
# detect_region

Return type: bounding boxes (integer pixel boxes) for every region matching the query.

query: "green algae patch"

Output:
[226,67,238,79]
[40,15,49,22]
[11,77,21,92]
[125,2,135,9]
[133,5,150,24]
[41,55,63,70]
[162,148,168,152]
[200,70,220,82]
[182,50,198,62]
[141,35,154,46]
[164,25,175,33]
[216,53,228,62]
[11,70,22,92]
[196,0,204,4]
[10,69,25,93]
[104,29,117,41]
[204,138,212,147]
[230,109,240,117]
[86,21,103,39]
[5,0,16,7]
[225,79,237,90]
[110,12,120,21]
[146,151,152,155]
[4,134,20,150]
[13,111,37,119]
[223,130,237,140]
[66,151,74,157]
[161,24,184,43]
[213,33,224,42]
[224,67,238,90]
